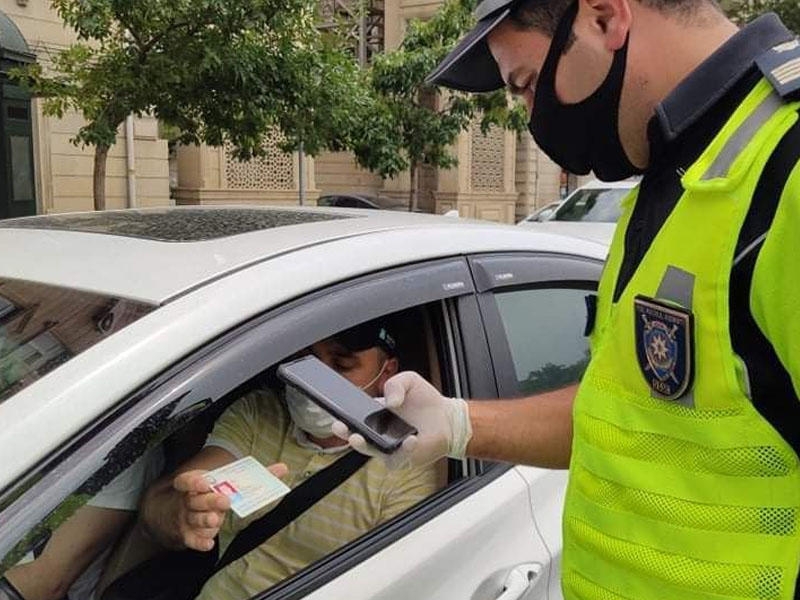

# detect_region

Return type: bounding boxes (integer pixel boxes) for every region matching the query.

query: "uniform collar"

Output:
[653,13,795,145]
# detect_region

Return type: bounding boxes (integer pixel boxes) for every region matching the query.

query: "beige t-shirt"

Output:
[196,389,440,600]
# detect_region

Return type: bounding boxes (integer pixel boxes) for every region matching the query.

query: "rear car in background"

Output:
[518,178,640,246]
[316,193,408,211]
[518,201,561,224]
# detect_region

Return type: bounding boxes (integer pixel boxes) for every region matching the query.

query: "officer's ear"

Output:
[582,0,632,51]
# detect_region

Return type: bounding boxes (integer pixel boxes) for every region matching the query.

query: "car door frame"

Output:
[467,250,604,600]
[0,255,510,594]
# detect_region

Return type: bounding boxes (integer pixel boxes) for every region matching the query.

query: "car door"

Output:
[469,252,604,600]
[0,256,550,600]
[292,293,550,600]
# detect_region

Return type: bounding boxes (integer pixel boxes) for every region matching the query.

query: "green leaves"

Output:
[10,0,365,163]
[350,0,525,181]
[727,0,800,32]
[10,0,528,209]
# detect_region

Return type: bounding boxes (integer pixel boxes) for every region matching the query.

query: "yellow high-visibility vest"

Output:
[562,79,800,600]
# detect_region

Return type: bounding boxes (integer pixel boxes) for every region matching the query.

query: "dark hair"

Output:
[507,0,714,35]
[507,0,574,35]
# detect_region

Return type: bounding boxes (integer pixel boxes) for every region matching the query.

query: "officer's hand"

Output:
[172,464,287,551]
[332,371,471,470]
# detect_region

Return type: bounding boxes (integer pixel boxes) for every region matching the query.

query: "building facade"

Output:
[0,1,170,220]
[175,0,586,223]
[1,0,583,224]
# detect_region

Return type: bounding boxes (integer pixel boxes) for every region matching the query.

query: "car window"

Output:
[494,287,590,394]
[335,197,366,208]
[0,401,178,597]
[553,188,629,223]
[0,301,461,600]
[0,278,155,404]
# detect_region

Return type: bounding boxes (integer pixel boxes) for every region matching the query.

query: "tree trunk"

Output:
[93,144,110,211]
[408,162,419,212]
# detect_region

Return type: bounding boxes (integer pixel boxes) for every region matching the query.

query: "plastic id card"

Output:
[202,456,290,518]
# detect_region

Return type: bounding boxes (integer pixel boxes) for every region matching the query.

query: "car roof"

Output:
[0,206,607,305]
[517,221,616,247]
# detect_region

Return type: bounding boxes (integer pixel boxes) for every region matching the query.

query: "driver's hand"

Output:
[332,371,471,470]
[172,464,287,551]
[172,470,230,551]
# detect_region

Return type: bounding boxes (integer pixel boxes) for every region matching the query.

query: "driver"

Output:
[140,318,441,600]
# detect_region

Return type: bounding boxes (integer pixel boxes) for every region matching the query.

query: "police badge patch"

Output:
[634,295,694,400]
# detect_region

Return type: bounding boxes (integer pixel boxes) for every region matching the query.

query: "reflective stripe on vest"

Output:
[562,79,800,600]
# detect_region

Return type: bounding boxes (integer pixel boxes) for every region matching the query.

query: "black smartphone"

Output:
[277,355,417,453]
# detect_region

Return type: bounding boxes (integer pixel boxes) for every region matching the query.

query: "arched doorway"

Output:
[0,10,36,219]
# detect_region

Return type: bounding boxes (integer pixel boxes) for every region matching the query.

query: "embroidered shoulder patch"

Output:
[634,295,694,400]
[756,38,800,100]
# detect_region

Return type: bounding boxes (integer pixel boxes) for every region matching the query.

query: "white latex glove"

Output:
[331,371,472,470]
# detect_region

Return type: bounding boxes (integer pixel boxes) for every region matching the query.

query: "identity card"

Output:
[202,456,290,518]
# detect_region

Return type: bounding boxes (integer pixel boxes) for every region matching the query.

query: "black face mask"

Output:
[529,1,642,181]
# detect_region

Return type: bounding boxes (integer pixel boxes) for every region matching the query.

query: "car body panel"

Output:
[301,467,552,600]
[517,221,616,247]
[516,467,570,600]
[0,208,603,304]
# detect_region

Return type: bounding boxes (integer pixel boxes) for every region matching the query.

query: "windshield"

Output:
[552,188,631,222]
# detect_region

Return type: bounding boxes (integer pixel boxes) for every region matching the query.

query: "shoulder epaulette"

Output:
[756,38,800,100]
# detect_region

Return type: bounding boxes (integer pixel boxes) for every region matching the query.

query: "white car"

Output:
[0,206,608,600]
[518,178,639,246]
[516,201,561,224]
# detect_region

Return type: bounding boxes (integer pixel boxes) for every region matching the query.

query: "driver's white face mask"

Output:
[285,360,388,438]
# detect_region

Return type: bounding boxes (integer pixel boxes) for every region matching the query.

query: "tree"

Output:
[11,0,366,210]
[350,0,527,211]
[519,351,591,395]
[726,0,800,32]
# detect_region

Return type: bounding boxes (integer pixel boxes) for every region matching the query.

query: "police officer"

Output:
[333,0,800,598]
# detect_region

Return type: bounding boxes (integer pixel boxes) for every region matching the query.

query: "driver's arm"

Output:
[4,506,132,600]
[141,392,289,552]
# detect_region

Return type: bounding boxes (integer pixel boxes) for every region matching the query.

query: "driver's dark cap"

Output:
[425,0,517,92]
[333,318,398,357]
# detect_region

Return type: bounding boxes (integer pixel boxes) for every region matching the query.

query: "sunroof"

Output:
[0,208,354,242]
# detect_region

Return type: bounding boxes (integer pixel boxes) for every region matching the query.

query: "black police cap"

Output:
[333,317,398,356]
[425,0,517,92]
